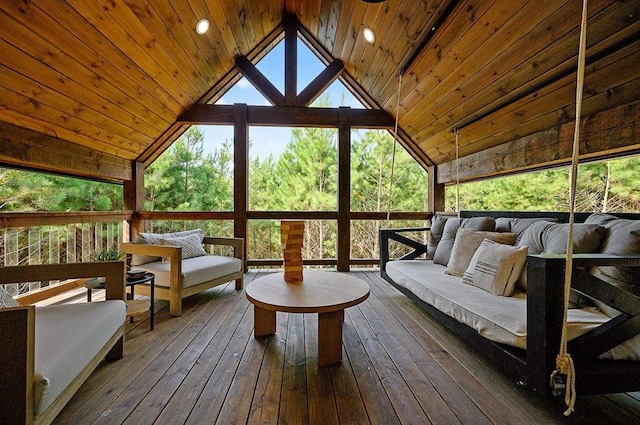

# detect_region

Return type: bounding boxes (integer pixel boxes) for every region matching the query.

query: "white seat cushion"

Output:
[386,260,610,349]
[34,300,126,415]
[143,255,242,289]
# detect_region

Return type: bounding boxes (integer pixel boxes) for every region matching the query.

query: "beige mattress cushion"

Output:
[34,300,126,415]
[143,255,242,289]
[385,260,626,355]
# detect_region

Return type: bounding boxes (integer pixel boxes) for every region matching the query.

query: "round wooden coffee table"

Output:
[245,270,369,366]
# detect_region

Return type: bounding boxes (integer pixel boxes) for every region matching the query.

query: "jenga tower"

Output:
[281,220,304,282]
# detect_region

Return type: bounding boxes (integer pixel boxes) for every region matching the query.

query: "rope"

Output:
[386,72,402,222]
[454,128,460,217]
[552,0,588,415]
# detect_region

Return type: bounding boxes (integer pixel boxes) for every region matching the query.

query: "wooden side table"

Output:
[85,272,155,330]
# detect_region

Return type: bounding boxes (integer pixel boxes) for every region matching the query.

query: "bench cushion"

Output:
[386,260,610,349]
[144,255,242,289]
[34,300,126,415]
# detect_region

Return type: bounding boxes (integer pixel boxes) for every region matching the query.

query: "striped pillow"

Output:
[463,239,528,296]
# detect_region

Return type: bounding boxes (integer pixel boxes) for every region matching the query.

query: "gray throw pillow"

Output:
[433,217,496,266]
[159,233,208,259]
[516,221,605,290]
[584,213,640,317]
[426,215,449,260]
[495,217,560,245]
[131,229,205,265]
[517,221,605,255]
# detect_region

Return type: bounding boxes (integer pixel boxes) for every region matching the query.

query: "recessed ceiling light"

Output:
[363,27,375,43]
[196,19,209,35]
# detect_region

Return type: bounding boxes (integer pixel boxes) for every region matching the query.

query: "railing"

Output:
[0,210,432,295]
[0,212,131,297]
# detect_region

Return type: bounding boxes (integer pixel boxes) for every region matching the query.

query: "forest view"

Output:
[1,123,639,263]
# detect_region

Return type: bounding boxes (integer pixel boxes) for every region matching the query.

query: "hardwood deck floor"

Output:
[54,269,640,424]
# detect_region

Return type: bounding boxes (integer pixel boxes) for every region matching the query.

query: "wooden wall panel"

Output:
[437,100,640,184]
[0,121,133,182]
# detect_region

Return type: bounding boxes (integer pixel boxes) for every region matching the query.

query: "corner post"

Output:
[124,161,145,241]
[234,103,249,271]
[337,107,351,272]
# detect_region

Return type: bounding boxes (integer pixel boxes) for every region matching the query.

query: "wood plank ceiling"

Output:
[0,0,638,182]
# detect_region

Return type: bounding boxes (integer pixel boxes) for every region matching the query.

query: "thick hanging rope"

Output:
[454,128,460,217]
[386,72,402,222]
[550,0,588,415]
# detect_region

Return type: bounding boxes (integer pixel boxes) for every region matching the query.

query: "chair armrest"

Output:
[203,237,245,261]
[379,227,431,272]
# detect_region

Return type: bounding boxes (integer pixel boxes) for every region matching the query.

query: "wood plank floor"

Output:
[53,269,640,424]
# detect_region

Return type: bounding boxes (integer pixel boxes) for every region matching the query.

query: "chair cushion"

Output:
[426,215,449,260]
[143,255,243,289]
[34,300,126,415]
[495,217,560,245]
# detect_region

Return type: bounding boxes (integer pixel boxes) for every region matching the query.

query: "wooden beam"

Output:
[437,101,640,184]
[179,104,395,128]
[297,60,345,107]
[234,104,249,271]
[235,56,285,107]
[0,211,133,228]
[123,161,145,240]
[337,107,351,272]
[427,166,445,213]
[284,16,297,104]
[0,120,131,182]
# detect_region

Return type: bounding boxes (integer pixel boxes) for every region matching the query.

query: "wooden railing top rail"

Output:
[0,211,133,228]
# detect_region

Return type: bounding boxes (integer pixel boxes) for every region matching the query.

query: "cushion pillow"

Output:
[585,213,640,287]
[426,215,449,260]
[463,239,529,296]
[445,228,516,277]
[516,221,605,289]
[584,213,640,317]
[131,229,205,265]
[159,233,207,259]
[433,217,495,266]
[518,221,605,255]
[0,285,18,308]
[495,217,560,245]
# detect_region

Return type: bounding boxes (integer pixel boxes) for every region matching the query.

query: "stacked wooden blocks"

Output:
[281,220,304,282]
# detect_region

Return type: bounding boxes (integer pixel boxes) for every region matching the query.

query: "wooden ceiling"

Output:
[0,0,639,183]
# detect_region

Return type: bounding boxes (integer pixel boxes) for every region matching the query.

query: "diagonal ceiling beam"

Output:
[235,55,285,106]
[297,59,345,107]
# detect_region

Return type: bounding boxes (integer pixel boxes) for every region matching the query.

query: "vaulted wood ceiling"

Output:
[0,0,638,183]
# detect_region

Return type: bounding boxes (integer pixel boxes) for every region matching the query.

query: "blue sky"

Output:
[200,39,363,160]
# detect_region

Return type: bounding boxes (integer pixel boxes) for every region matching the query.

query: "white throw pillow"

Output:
[445,228,516,277]
[462,239,528,296]
[159,233,207,260]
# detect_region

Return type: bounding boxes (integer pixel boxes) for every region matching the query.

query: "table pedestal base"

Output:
[252,306,344,366]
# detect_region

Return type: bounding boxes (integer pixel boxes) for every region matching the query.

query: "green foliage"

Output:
[93,246,124,261]
[0,168,122,212]
[445,158,640,213]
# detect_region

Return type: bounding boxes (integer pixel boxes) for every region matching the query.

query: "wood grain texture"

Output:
[0,0,638,183]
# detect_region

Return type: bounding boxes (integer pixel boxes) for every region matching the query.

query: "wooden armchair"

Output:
[121,236,244,316]
[0,262,126,425]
